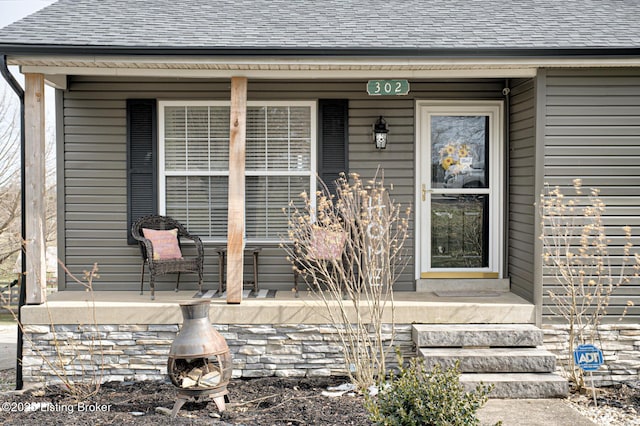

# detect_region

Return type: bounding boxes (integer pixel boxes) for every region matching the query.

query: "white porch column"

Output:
[24,73,47,304]
[226,76,247,304]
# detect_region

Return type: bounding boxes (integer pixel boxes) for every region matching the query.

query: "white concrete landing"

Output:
[20,289,535,326]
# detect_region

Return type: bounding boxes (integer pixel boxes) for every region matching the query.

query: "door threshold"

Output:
[416,278,510,293]
[421,272,499,279]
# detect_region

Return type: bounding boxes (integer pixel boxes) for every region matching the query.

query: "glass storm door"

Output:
[418,102,503,278]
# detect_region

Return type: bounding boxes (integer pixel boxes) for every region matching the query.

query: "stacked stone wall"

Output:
[543,324,640,386]
[22,323,413,385]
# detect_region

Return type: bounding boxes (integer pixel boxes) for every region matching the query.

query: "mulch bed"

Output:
[0,370,372,425]
[1,369,639,425]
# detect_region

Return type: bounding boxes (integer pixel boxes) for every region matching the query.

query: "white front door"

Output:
[417,101,504,279]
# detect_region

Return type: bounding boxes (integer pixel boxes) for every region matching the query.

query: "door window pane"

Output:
[431,116,489,189]
[431,194,488,268]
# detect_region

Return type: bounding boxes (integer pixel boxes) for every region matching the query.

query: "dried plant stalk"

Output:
[1,260,104,401]
[540,179,637,390]
[282,171,411,390]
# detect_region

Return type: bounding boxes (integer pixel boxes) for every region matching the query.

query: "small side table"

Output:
[215,247,261,294]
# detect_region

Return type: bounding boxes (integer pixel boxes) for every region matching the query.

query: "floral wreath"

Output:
[439,141,470,172]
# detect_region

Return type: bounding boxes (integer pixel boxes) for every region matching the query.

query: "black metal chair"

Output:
[131,215,204,300]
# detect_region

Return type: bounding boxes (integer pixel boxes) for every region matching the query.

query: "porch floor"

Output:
[21,290,535,325]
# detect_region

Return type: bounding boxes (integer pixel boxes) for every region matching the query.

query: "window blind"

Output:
[160,102,314,241]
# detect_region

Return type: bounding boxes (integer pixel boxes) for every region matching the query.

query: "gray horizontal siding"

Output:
[542,68,640,322]
[508,78,536,303]
[348,98,415,290]
[61,76,504,292]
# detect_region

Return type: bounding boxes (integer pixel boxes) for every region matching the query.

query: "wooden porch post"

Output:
[24,73,47,304]
[226,77,247,304]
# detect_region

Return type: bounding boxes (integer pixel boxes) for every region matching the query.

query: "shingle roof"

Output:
[1,0,639,53]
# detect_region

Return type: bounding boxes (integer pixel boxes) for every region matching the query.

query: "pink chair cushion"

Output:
[142,228,183,260]
[309,228,347,260]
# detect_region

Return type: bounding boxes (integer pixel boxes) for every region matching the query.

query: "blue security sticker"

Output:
[574,344,604,372]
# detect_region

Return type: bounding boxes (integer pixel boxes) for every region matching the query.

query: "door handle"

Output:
[422,184,427,201]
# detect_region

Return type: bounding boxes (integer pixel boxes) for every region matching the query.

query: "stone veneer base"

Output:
[22,322,639,387]
[22,323,413,385]
[543,324,640,386]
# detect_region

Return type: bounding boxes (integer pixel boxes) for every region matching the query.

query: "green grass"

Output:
[0,311,17,325]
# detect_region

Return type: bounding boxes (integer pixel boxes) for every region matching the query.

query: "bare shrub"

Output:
[282,171,411,390]
[540,179,637,390]
[1,262,104,401]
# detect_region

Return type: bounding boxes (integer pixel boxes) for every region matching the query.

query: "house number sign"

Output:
[367,79,410,96]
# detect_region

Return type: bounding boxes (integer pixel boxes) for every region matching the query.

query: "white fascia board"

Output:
[32,67,538,79]
[14,55,640,80]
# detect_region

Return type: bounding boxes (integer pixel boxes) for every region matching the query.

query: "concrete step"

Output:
[460,373,569,399]
[417,347,557,373]
[412,324,543,348]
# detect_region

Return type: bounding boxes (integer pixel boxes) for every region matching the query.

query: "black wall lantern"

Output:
[373,116,388,150]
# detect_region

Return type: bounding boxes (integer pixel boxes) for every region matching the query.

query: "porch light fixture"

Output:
[373,116,388,149]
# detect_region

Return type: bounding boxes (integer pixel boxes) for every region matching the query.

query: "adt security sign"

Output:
[574,344,604,372]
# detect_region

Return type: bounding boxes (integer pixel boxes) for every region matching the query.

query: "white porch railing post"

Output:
[226,76,247,304]
[24,73,47,304]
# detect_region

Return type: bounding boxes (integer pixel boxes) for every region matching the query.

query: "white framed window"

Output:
[159,100,316,243]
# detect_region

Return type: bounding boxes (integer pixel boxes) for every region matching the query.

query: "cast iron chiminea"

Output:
[167,299,232,417]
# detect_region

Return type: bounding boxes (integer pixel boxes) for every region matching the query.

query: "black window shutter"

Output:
[126,99,157,245]
[318,99,348,196]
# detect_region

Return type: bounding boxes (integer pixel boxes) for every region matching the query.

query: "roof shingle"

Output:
[1,0,639,51]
